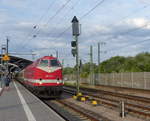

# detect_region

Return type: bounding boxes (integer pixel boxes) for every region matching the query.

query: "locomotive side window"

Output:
[50,59,60,66]
[39,60,49,67]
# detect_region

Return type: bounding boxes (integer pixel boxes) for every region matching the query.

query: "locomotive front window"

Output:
[50,59,60,66]
[39,60,49,67]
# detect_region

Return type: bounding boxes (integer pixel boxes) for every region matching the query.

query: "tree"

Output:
[63,52,150,75]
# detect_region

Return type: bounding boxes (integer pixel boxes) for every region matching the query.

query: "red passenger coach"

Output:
[18,56,63,98]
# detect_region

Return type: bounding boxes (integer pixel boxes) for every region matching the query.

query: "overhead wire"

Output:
[109,38,150,53]
[46,0,150,44]
[21,0,150,61]
[82,2,150,63]
[36,0,150,49]
[32,0,72,38]
[21,0,80,57]
[106,3,150,28]
[30,0,150,45]
[34,0,81,58]
[23,0,57,39]
[47,0,81,34]
[20,0,80,59]
[100,3,150,45]
[32,0,106,58]
[80,2,150,55]
[48,0,148,59]
[45,0,72,26]
[80,0,105,19]
[103,15,150,58]
[36,0,57,25]
[100,24,150,60]
[87,3,150,62]
[20,0,57,49]
[101,37,150,61]
[29,0,56,35]
[49,0,106,42]
[54,0,106,60]
[94,4,150,61]
[34,0,106,43]
[21,0,72,50]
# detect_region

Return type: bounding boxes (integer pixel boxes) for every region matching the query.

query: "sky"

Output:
[0,0,150,67]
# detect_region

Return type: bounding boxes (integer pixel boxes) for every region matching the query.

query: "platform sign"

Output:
[2,55,10,61]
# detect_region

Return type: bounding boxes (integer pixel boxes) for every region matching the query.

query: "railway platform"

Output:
[0,81,65,121]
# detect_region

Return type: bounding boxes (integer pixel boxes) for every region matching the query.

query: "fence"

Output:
[64,72,150,90]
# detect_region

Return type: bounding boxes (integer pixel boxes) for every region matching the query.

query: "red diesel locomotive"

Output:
[18,56,63,98]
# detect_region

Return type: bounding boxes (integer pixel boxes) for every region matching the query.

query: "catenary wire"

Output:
[21,0,72,50]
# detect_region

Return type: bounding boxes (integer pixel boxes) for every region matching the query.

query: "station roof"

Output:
[0,55,33,72]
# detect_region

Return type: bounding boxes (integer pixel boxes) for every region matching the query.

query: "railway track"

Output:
[44,98,112,121]
[19,80,117,121]
[21,81,149,121]
[63,86,150,120]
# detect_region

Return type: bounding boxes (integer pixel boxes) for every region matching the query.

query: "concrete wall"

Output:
[64,72,150,90]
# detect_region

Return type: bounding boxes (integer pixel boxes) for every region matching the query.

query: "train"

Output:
[17,56,63,98]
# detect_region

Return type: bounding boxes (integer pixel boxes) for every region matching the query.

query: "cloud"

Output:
[1,0,150,67]
[0,8,10,23]
[2,17,150,64]
[77,17,150,64]
[35,40,68,49]
[126,18,149,28]
[138,0,150,4]
[1,0,28,8]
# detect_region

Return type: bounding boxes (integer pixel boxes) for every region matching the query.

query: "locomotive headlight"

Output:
[57,78,61,84]
[39,81,42,85]
[39,78,42,85]
[57,80,63,84]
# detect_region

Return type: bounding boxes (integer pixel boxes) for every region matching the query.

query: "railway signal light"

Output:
[71,49,76,57]
[71,41,77,57]
[71,16,80,94]
[71,41,76,47]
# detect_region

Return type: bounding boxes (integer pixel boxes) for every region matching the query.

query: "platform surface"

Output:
[0,81,65,121]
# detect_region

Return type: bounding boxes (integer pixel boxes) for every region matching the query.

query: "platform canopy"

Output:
[0,55,33,72]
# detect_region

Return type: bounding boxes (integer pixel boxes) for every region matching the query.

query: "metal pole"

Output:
[6,37,9,54]
[131,72,133,88]
[75,36,79,94]
[1,46,6,88]
[120,101,125,118]
[98,42,100,84]
[90,45,93,85]
[62,59,64,67]
[56,51,58,59]
[0,48,3,87]
[6,38,9,73]
[121,72,123,87]
[98,43,100,65]
[144,72,146,89]
[32,54,35,60]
